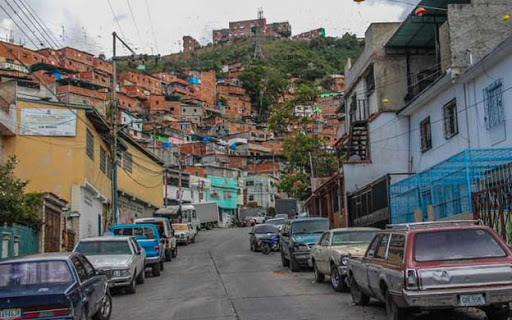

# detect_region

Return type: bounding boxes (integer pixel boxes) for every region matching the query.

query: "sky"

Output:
[0,0,419,57]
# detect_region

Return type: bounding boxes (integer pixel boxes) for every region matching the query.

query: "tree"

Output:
[0,156,43,230]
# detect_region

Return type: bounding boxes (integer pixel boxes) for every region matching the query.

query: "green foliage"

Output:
[277,172,310,201]
[0,157,43,230]
[283,132,321,171]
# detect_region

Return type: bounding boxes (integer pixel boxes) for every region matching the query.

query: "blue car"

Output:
[0,252,111,320]
[280,217,330,271]
[110,224,165,277]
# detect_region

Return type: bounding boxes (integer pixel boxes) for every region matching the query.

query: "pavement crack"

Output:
[209,249,240,320]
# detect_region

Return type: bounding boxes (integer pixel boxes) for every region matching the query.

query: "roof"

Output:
[290,217,330,223]
[385,220,484,232]
[134,217,168,222]
[78,236,132,242]
[386,0,470,48]
[330,227,381,232]
[0,252,76,264]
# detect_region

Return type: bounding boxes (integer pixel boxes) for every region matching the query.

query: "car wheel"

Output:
[313,262,324,282]
[349,275,370,306]
[92,292,112,320]
[125,277,136,294]
[281,252,290,267]
[136,269,145,284]
[160,260,164,271]
[185,237,189,245]
[172,247,178,258]
[385,289,407,320]
[250,242,254,251]
[152,264,161,277]
[165,249,172,262]
[485,305,510,320]
[191,236,196,243]
[290,256,300,272]
[331,265,348,292]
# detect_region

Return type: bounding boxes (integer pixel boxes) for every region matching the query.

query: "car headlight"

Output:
[293,243,309,251]
[340,255,351,266]
[113,269,131,278]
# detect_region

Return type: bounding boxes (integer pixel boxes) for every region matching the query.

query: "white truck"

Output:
[193,202,219,230]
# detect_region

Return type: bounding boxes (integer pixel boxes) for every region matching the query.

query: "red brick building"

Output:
[292,28,326,41]
[183,36,201,57]
[213,18,291,44]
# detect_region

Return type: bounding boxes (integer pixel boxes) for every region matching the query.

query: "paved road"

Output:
[111,227,484,320]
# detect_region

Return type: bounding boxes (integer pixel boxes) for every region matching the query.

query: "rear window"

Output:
[76,241,132,255]
[414,229,506,262]
[331,231,376,245]
[254,225,279,234]
[0,261,73,288]
[173,224,188,231]
[113,227,156,239]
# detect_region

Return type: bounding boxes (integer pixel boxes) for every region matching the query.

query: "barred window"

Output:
[100,147,106,173]
[86,129,94,160]
[484,80,504,129]
[106,155,112,180]
[420,117,432,152]
[123,152,132,173]
[443,99,458,139]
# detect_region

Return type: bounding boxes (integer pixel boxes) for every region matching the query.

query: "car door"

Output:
[80,255,106,314]
[367,233,391,301]
[280,222,292,258]
[352,234,382,294]
[71,256,98,317]
[315,232,330,274]
[130,238,145,274]
[384,233,407,295]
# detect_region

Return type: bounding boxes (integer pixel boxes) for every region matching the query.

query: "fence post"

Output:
[464,149,473,214]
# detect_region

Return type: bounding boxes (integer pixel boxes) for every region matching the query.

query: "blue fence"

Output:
[0,223,39,260]
[390,148,512,223]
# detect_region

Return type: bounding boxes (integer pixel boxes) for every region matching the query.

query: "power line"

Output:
[106,0,127,39]
[3,0,48,48]
[144,0,160,54]
[0,3,39,48]
[12,0,58,49]
[125,0,144,50]
[18,0,63,47]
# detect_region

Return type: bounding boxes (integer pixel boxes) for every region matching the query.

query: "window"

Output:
[123,152,132,173]
[387,234,406,264]
[365,66,375,93]
[374,234,390,259]
[246,181,254,186]
[71,257,87,282]
[86,129,94,160]
[249,195,254,201]
[321,233,330,246]
[366,234,382,258]
[224,191,232,199]
[106,155,112,179]
[443,99,458,139]
[100,147,106,173]
[420,117,432,152]
[484,80,504,129]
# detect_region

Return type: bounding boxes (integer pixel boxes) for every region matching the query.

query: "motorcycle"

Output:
[259,234,280,255]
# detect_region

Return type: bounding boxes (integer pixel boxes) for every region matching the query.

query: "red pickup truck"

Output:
[347,220,512,320]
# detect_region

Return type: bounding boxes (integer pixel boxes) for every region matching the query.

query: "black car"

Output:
[249,224,280,252]
[0,252,112,320]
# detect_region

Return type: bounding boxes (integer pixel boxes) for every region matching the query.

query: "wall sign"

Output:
[20,108,77,136]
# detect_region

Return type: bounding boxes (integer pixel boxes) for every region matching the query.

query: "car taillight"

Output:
[405,269,419,290]
[23,307,70,319]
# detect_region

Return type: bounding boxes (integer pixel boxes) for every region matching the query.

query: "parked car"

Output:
[187,223,198,242]
[0,252,112,320]
[173,223,193,245]
[280,217,330,271]
[309,228,379,292]
[134,217,178,261]
[274,214,289,220]
[347,221,512,320]
[74,236,146,294]
[249,224,280,251]
[248,214,266,225]
[181,205,201,232]
[265,217,286,230]
[110,224,165,277]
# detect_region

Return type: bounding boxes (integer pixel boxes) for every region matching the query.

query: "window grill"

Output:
[443,99,458,139]
[86,129,94,160]
[484,80,504,130]
[420,117,432,152]
[123,152,132,173]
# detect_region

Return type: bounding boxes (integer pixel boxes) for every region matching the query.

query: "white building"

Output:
[245,175,277,210]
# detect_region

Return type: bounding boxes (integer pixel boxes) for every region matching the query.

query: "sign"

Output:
[20,109,77,136]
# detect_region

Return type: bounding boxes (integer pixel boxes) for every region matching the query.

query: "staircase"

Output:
[347,122,369,161]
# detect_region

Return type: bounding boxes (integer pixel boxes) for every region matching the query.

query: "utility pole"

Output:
[178,156,183,222]
[111,31,137,225]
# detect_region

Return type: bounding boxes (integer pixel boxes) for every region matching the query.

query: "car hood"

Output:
[292,233,322,245]
[330,244,369,256]
[87,255,133,269]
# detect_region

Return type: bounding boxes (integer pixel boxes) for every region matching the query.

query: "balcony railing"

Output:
[405,67,443,103]
[350,99,369,124]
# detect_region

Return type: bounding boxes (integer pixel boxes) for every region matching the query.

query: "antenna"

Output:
[258,7,264,20]
[253,8,265,59]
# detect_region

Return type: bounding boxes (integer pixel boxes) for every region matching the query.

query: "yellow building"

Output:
[116,132,164,223]
[0,84,112,241]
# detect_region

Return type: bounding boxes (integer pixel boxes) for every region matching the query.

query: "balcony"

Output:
[405,66,443,103]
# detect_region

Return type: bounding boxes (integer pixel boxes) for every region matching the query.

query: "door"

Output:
[317,232,331,274]
[367,233,390,301]
[79,255,105,313]
[71,256,96,317]
[280,222,292,258]
[353,234,381,292]
[130,238,145,275]
[44,206,61,252]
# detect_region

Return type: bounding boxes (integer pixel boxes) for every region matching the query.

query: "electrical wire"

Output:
[144,0,160,54]
[3,0,48,48]
[18,0,63,48]
[120,165,162,188]
[106,0,127,39]
[11,0,57,49]
[0,3,39,49]
[125,0,144,50]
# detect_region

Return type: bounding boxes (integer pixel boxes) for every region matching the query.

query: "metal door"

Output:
[44,207,61,252]
[473,183,512,244]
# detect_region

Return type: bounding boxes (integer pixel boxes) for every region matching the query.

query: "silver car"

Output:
[74,236,146,294]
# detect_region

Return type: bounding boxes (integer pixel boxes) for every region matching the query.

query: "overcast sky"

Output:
[0,0,417,57]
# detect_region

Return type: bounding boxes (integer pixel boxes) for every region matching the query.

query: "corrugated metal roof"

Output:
[386,0,470,48]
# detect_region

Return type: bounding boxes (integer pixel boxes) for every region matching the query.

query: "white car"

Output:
[173,223,196,245]
[248,215,266,225]
[74,236,146,294]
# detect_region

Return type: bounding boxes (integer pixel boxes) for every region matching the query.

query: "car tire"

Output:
[185,237,189,245]
[281,252,290,267]
[165,249,172,262]
[331,265,348,292]
[313,262,324,282]
[191,236,196,243]
[172,247,178,258]
[349,275,370,306]
[152,264,161,277]
[385,289,407,320]
[485,305,511,320]
[92,292,112,320]
[136,269,145,284]
[160,260,164,271]
[290,256,300,272]
[125,277,136,294]
[250,242,254,251]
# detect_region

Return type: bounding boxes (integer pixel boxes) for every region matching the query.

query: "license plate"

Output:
[459,294,485,306]
[0,308,21,320]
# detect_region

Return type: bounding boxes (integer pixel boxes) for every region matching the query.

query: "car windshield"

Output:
[113,227,156,239]
[267,218,286,225]
[415,229,506,262]
[331,231,376,245]
[173,224,188,231]
[0,261,73,288]
[291,220,329,235]
[254,225,279,234]
[76,241,132,255]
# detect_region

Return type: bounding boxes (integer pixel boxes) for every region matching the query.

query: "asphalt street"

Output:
[110,227,485,320]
